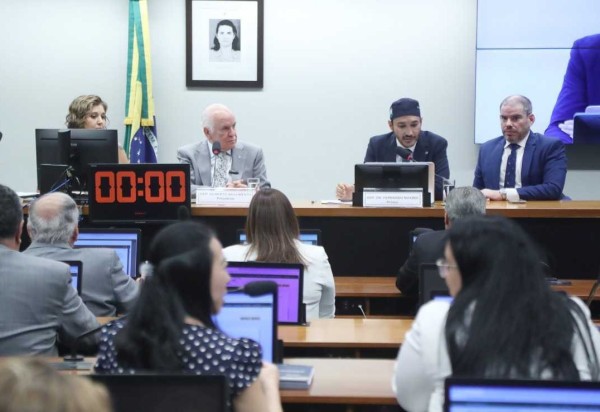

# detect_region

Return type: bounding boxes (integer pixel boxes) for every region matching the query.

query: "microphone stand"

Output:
[586,267,600,307]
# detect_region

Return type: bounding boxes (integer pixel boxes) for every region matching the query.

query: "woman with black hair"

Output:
[95,221,282,412]
[209,20,241,62]
[394,215,600,412]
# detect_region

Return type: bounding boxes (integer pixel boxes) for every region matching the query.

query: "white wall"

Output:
[1,0,598,199]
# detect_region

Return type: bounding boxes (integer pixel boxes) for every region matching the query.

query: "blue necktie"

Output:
[504,143,520,188]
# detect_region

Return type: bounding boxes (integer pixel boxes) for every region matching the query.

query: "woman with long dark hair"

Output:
[394,215,600,412]
[224,188,335,320]
[209,20,241,62]
[95,221,282,412]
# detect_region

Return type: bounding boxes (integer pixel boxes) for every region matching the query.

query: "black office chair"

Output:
[89,373,230,412]
[408,227,434,252]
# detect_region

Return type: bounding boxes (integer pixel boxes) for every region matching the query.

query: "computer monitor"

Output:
[237,229,322,246]
[418,263,451,307]
[445,378,600,412]
[35,128,118,193]
[214,289,278,363]
[353,162,435,207]
[61,260,83,295]
[74,229,141,277]
[226,262,304,324]
[89,374,229,412]
[574,113,600,144]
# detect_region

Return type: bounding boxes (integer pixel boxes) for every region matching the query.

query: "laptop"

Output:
[418,263,451,306]
[89,374,229,412]
[237,229,322,246]
[214,288,314,389]
[445,377,600,411]
[61,260,83,295]
[226,261,305,324]
[74,228,141,277]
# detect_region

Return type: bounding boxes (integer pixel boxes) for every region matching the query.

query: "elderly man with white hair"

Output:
[24,192,139,317]
[177,103,270,191]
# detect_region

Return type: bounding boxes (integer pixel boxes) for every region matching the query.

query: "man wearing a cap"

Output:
[336,98,450,201]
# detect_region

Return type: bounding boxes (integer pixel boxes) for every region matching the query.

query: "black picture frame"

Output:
[186,0,264,88]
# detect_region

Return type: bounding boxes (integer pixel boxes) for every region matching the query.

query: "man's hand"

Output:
[481,188,503,201]
[558,119,574,138]
[336,183,354,201]
[227,180,248,188]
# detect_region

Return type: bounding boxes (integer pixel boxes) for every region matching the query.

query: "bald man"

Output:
[177,103,270,192]
[24,193,139,317]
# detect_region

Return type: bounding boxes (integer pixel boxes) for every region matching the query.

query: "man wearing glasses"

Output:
[396,186,486,296]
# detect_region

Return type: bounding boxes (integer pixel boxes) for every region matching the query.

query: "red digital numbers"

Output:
[93,170,187,204]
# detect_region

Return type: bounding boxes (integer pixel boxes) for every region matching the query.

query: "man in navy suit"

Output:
[336,98,450,200]
[474,95,567,201]
[545,34,600,143]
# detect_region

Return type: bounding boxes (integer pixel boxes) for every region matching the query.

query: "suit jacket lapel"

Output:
[232,142,245,177]
[521,133,537,186]
[491,138,505,188]
[413,133,429,161]
[198,141,212,186]
[383,134,397,162]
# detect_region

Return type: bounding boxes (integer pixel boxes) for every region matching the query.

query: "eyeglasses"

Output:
[435,258,457,278]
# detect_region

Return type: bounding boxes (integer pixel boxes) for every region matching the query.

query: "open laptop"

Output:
[214,288,313,389]
[237,229,322,246]
[74,228,141,277]
[445,377,600,411]
[61,260,82,295]
[89,374,229,412]
[418,263,451,307]
[226,261,305,324]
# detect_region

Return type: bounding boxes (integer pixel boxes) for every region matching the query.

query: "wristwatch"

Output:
[499,188,507,201]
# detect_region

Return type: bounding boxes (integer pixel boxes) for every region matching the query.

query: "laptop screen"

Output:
[74,229,141,277]
[214,290,277,363]
[89,374,228,412]
[445,378,600,411]
[237,229,321,246]
[226,262,304,324]
[62,260,82,296]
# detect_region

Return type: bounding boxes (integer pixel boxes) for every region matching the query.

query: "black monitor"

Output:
[418,263,451,307]
[89,374,229,412]
[75,228,141,278]
[35,128,119,193]
[353,162,434,207]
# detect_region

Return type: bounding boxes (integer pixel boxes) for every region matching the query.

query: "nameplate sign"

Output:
[196,187,255,205]
[362,188,423,208]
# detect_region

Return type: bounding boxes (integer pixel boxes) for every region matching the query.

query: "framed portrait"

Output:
[186,0,264,88]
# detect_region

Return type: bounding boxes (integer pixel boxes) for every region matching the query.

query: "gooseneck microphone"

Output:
[396,146,452,185]
[586,265,600,307]
[230,281,278,296]
[0,131,3,142]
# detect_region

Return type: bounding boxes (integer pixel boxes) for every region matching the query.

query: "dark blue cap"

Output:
[390,98,421,120]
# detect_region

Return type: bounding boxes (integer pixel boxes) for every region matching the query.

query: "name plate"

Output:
[363,188,423,208]
[196,187,255,205]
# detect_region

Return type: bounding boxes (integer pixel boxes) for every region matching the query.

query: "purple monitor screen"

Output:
[226,262,304,324]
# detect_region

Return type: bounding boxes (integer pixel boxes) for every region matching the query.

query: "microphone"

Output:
[177,205,191,221]
[212,141,222,155]
[585,265,600,307]
[357,304,367,319]
[396,146,453,185]
[0,131,3,142]
[230,281,278,296]
[63,316,126,363]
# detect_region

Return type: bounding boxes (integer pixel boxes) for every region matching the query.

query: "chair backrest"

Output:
[408,227,433,252]
[418,263,451,307]
[89,373,229,412]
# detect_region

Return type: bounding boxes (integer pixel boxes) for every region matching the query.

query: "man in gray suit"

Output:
[25,192,139,317]
[0,184,98,355]
[177,103,270,191]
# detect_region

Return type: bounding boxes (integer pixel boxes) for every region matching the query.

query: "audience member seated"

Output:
[0,357,110,412]
[224,188,335,321]
[177,103,270,191]
[396,187,486,296]
[24,192,139,317]
[66,94,129,164]
[393,215,600,412]
[0,185,98,356]
[473,94,568,201]
[336,97,450,201]
[95,221,283,412]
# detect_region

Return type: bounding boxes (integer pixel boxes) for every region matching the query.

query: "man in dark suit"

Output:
[474,95,567,201]
[336,97,450,200]
[0,185,98,355]
[396,186,486,295]
[177,103,270,192]
[24,192,139,317]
